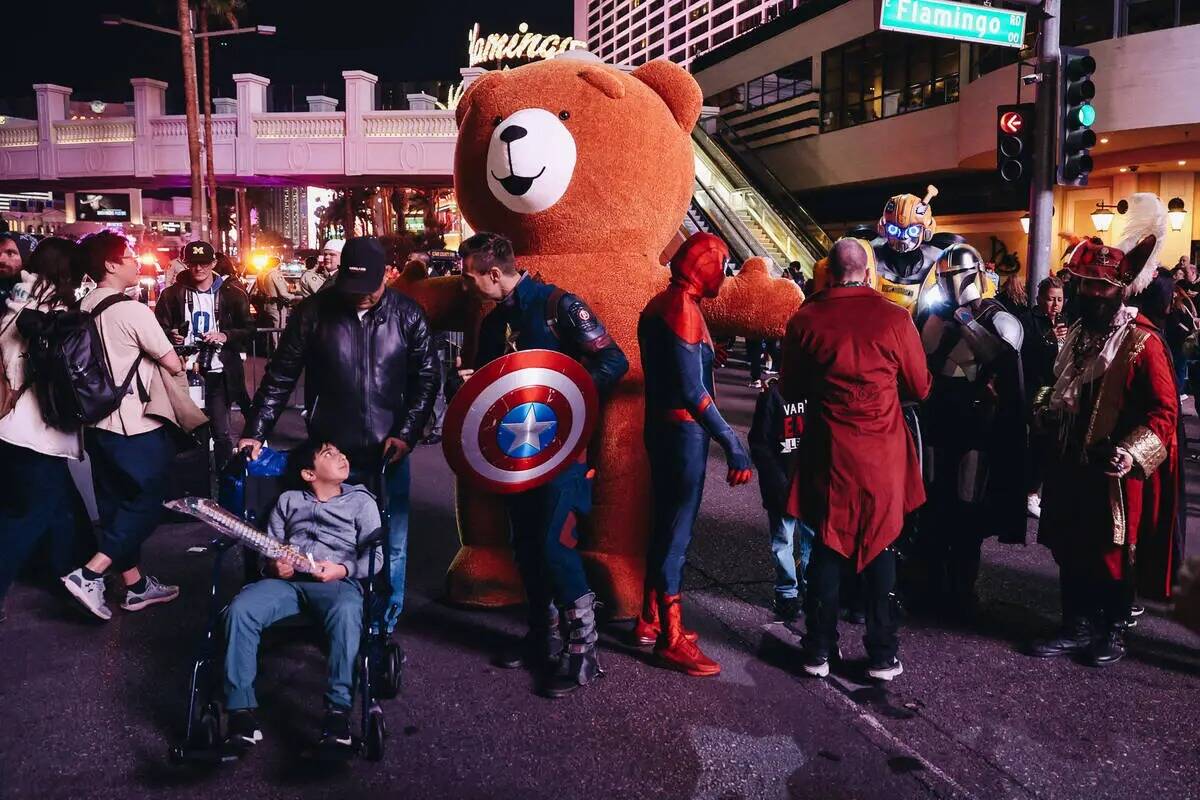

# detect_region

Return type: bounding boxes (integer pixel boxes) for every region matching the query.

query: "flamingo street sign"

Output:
[879,0,1028,48]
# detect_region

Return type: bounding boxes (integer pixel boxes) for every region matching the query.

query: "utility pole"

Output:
[1026,0,1059,300]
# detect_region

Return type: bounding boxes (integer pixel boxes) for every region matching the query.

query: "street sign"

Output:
[879,0,1028,48]
[999,110,1025,135]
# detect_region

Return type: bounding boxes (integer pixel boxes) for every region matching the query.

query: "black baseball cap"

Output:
[336,237,388,294]
[184,241,216,265]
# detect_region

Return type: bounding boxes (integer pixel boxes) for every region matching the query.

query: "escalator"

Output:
[689,114,832,276]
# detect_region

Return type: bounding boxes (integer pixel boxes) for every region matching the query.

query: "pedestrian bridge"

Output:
[0,69,469,190]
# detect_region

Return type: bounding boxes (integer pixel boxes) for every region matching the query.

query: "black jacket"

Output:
[748,381,792,515]
[154,275,253,400]
[244,288,437,465]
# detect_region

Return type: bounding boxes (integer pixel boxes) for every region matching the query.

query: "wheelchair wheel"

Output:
[381,642,404,699]
[365,708,386,762]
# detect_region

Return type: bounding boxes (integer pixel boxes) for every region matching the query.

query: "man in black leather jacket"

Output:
[239,237,436,633]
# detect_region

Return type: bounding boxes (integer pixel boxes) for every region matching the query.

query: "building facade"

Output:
[574,0,813,70]
[688,0,1200,271]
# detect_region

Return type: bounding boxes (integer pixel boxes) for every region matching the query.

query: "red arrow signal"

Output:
[1000,111,1024,135]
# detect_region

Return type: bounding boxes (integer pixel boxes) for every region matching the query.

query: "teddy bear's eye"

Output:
[492,115,502,126]
[559,110,571,121]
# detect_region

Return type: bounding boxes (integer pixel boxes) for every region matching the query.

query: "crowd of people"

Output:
[0,207,1197,753]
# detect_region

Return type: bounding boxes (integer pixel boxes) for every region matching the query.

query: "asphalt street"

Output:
[1,359,1198,800]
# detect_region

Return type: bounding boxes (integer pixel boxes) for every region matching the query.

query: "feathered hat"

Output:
[1117,193,1168,295]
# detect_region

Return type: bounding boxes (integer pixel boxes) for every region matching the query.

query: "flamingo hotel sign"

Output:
[467,22,586,68]
[879,0,1028,48]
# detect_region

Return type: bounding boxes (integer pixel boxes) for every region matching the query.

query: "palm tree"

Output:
[177,0,204,237]
[199,0,245,245]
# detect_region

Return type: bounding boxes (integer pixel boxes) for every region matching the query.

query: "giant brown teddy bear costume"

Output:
[401,56,803,618]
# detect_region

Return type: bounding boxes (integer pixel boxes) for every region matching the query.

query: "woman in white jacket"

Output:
[0,237,86,621]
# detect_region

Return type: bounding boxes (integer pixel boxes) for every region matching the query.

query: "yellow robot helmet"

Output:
[878,185,938,253]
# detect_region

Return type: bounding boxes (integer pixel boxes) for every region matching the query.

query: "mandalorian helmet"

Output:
[935,243,988,307]
[878,185,938,253]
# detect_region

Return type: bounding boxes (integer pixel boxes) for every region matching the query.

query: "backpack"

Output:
[16,294,147,431]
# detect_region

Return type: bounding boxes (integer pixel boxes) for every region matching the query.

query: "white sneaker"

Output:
[120,575,180,611]
[1026,494,1042,519]
[62,569,112,621]
[867,658,904,681]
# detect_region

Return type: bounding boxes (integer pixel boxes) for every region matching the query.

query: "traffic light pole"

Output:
[1027,0,1059,300]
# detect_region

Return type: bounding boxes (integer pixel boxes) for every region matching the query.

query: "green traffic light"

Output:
[1076,103,1096,127]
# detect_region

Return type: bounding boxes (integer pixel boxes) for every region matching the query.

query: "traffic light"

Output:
[997,103,1035,196]
[1059,46,1097,186]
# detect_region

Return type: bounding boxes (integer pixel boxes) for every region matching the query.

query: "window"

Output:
[669,1,685,16]
[649,43,665,59]
[714,8,735,26]
[671,32,687,49]
[689,3,710,21]
[632,23,647,37]
[692,18,709,35]
[616,33,629,48]
[713,25,735,45]
[590,25,601,40]
[737,0,759,12]
[633,38,647,51]
[705,85,746,110]
[822,31,961,132]
[670,15,687,32]
[689,39,710,58]
[745,58,813,110]
[649,13,664,28]
[633,6,646,23]
[1124,0,1178,34]
[1060,0,1115,45]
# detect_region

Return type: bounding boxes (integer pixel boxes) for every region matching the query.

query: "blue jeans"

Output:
[0,442,80,599]
[768,511,814,600]
[383,457,410,631]
[646,421,709,596]
[224,577,362,710]
[85,426,175,572]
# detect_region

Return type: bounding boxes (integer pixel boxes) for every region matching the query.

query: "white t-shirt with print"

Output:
[184,282,224,372]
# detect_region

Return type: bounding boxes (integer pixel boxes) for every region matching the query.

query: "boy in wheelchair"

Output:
[222,441,381,752]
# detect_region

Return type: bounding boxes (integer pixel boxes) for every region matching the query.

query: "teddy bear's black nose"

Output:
[499,125,527,144]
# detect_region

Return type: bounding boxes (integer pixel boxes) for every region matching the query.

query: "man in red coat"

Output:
[782,239,932,681]
[1031,235,1178,667]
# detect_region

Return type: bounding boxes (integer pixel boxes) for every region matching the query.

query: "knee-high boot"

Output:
[654,593,720,677]
[542,593,603,698]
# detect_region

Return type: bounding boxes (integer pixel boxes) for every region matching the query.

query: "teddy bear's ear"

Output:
[577,66,626,100]
[631,60,702,132]
[455,71,505,128]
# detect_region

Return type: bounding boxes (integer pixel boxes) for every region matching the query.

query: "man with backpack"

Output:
[155,241,254,471]
[58,231,187,621]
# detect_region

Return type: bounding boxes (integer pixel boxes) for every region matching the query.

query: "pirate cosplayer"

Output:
[455,232,628,698]
[1031,236,1179,667]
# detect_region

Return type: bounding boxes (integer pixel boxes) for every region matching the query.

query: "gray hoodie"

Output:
[267,484,382,579]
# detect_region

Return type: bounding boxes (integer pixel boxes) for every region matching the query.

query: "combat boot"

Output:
[495,603,564,672]
[630,586,698,646]
[654,593,720,677]
[1028,617,1094,658]
[1088,625,1127,667]
[542,593,603,698]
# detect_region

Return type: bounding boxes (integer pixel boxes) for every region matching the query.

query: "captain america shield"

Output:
[443,349,599,494]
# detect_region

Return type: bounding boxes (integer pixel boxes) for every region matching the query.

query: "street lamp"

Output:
[1090,199,1128,233]
[1168,197,1187,232]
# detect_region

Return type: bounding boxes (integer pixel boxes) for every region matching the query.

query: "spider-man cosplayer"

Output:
[635,232,753,677]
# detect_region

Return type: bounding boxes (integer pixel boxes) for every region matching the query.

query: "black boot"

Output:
[495,603,563,671]
[1028,617,1094,658]
[1087,625,1126,667]
[541,592,602,699]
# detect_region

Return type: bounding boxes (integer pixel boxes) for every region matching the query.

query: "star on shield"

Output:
[497,402,558,458]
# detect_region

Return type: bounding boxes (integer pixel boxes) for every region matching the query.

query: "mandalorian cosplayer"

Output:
[916,243,1028,618]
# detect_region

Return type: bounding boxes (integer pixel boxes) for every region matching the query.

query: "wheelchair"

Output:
[167,448,405,764]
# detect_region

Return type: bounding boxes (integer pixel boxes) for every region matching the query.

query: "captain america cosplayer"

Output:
[635,232,753,677]
[458,232,628,699]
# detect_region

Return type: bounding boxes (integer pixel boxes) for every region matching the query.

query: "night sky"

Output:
[2,1,574,110]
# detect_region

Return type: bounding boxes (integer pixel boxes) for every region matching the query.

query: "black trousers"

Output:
[204,372,234,471]
[805,541,899,661]
[1057,560,1133,630]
